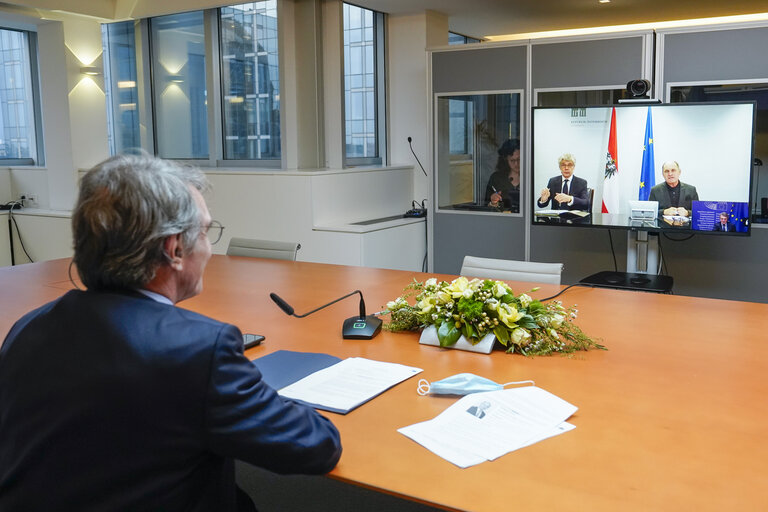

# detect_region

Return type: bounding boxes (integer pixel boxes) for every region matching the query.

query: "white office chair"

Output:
[226,238,301,261]
[460,255,564,285]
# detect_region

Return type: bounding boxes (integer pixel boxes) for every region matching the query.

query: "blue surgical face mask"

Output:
[417,373,534,396]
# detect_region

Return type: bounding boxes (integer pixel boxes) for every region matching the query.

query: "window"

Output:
[449,98,473,155]
[103,3,284,164]
[0,28,42,165]
[343,3,385,164]
[436,92,522,213]
[103,21,140,155]
[448,32,481,45]
[220,1,280,161]
[149,11,208,160]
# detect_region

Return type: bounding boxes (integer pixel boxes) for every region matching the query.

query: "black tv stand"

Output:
[580,271,673,293]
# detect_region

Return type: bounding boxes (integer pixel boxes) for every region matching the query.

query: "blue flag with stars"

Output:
[638,107,655,200]
[730,202,750,232]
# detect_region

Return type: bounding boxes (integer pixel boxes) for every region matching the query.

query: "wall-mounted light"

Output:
[168,74,184,83]
[117,80,136,89]
[80,66,101,76]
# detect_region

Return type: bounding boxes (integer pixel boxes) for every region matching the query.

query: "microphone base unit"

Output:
[342,315,383,340]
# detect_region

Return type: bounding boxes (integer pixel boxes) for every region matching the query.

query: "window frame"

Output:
[0,26,44,166]
[107,4,284,168]
[342,3,386,167]
[216,1,282,167]
[434,89,525,217]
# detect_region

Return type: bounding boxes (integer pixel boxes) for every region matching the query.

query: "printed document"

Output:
[398,386,577,468]
[278,357,422,413]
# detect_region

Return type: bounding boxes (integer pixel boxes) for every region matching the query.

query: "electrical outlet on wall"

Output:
[21,193,37,208]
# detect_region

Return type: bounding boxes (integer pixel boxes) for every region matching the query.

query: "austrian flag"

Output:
[602,107,619,213]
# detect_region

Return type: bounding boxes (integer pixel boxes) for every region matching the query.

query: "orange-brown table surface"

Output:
[2,256,768,511]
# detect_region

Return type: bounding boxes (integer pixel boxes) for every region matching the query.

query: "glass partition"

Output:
[436,92,521,213]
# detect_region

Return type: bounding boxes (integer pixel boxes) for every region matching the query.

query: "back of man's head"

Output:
[72,153,209,291]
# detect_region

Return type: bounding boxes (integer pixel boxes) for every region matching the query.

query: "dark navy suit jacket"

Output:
[0,290,342,511]
[537,175,589,210]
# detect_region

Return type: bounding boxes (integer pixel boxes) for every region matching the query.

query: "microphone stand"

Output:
[270,290,382,339]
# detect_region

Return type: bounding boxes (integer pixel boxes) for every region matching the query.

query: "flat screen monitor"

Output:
[531,102,756,235]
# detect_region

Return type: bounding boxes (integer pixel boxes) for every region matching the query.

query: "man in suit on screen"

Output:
[713,211,735,231]
[537,153,590,211]
[648,161,699,217]
[0,153,342,511]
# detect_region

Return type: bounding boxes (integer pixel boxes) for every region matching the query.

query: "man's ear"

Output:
[164,234,184,271]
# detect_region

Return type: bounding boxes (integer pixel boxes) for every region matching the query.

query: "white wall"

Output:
[205,166,419,266]
[387,11,447,203]
[2,211,73,265]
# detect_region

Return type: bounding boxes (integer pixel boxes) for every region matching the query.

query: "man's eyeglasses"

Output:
[202,220,225,245]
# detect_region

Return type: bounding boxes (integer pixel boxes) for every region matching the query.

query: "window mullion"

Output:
[205,9,223,166]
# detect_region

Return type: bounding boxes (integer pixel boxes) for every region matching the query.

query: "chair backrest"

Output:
[460,255,563,285]
[226,237,301,261]
[587,187,595,213]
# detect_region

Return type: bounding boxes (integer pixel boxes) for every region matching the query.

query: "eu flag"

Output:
[638,107,655,200]
[730,202,750,232]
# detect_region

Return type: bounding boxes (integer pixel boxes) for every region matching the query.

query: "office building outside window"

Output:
[102,21,140,155]
[343,3,384,164]
[220,1,280,161]
[0,28,42,165]
[150,11,209,160]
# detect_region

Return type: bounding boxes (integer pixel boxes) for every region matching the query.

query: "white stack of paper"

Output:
[398,386,577,468]
[278,357,422,414]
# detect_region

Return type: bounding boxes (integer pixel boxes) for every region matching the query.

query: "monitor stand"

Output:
[580,230,673,293]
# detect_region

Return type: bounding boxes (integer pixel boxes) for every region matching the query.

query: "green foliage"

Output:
[382,277,605,356]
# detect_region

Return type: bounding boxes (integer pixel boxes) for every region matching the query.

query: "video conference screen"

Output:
[531,102,756,235]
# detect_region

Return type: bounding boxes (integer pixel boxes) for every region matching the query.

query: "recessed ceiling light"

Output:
[599,0,611,3]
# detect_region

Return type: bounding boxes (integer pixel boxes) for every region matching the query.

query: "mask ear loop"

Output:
[501,380,535,387]
[417,379,431,395]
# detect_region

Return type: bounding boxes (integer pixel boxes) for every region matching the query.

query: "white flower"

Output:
[486,298,499,311]
[386,300,398,310]
[519,293,532,308]
[498,303,523,328]
[548,328,559,339]
[417,297,435,314]
[462,288,474,299]
[511,327,532,346]
[425,277,437,288]
[550,313,565,328]
[492,282,507,298]
[446,276,469,298]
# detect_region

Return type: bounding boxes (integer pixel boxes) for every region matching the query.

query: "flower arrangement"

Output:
[383,277,605,356]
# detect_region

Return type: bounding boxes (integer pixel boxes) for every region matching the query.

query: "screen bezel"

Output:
[530,101,757,236]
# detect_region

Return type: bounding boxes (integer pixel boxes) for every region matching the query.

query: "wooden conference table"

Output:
[1,256,768,511]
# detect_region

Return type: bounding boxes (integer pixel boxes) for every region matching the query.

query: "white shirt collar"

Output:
[136,289,173,305]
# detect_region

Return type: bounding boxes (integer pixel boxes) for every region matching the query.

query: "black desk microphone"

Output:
[270,290,382,340]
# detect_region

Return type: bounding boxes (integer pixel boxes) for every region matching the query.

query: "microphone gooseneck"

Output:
[270,290,365,319]
[269,290,382,340]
